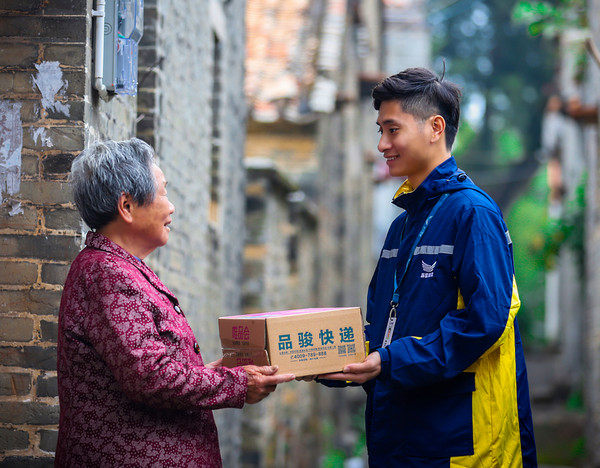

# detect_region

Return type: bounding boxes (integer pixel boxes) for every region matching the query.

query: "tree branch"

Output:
[586,38,600,69]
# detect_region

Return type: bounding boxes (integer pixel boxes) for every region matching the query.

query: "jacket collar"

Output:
[391,156,470,214]
[85,231,178,303]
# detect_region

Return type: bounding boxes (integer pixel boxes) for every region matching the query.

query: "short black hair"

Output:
[372,67,462,150]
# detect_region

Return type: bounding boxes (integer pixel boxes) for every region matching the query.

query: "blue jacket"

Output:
[364,157,536,467]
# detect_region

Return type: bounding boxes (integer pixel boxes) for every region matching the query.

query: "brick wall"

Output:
[315,32,375,313]
[1,0,376,465]
[241,161,323,468]
[0,2,91,465]
[137,1,248,464]
[0,0,248,466]
[243,162,295,315]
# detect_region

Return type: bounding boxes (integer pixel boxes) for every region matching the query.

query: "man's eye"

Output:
[389,128,399,134]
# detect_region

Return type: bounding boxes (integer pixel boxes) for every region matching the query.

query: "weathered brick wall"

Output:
[288,200,318,308]
[241,162,323,468]
[242,163,288,468]
[0,0,248,466]
[316,31,374,313]
[138,1,248,464]
[0,2,92,465]
[243,162,296,315]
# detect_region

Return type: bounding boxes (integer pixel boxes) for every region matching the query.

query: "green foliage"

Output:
[320,419,344,468]
[572,436,586,457]
[453,120,477,157]
[507,169,548,342]
[566,388,585,411]
[321,449,346,468]
[513,0,588,37]
[319,404,367,467]
[507,171,587,343]
[429,0,555,180]
[497,127,525,162]
[537,177,586,274]
[430,0,555,342]
[512,0,589,81]
[350,408,367,458]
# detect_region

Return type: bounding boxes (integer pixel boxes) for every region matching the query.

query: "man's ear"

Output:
[116,192,134,224]
[430,115,446,143]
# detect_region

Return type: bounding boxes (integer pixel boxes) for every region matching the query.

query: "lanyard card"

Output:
[381,304,397,348]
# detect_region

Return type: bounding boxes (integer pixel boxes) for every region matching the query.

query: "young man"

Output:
[322,68,537,467]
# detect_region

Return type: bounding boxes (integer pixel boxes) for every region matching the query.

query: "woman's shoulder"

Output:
[68,247,144,289]
[76,245,131,269]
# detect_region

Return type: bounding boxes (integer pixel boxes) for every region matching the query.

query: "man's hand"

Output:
[295,375,317,382]
[243,365,295,404]
[319,351,381,384]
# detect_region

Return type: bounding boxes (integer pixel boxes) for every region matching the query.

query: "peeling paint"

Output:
[31,126,54,148]
[32,61,70,117]
[0,100,23,215]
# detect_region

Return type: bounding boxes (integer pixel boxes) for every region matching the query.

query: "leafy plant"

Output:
[538,177,586,274]
[512,0,588,37]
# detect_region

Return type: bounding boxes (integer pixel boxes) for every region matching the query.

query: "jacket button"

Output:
[457,173,467,182]
[194,342,200,354]
[174,305,182,314]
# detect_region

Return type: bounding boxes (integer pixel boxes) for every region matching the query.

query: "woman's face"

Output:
[130,165,175,256]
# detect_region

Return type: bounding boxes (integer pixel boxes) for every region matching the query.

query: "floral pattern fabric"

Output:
[55,232,248,468]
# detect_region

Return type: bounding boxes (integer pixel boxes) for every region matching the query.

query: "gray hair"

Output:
[70,138,157,230]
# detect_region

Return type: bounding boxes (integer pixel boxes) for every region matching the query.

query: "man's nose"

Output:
[377,134,389,153]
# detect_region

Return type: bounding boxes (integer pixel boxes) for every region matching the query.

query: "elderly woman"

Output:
[55,138,294,467]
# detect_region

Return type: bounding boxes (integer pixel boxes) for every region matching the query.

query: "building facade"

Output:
[0,0,248,465]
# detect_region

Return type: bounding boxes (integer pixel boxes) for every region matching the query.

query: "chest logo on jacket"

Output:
[421,260,437,278]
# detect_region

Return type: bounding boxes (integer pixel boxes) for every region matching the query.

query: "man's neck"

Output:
[408,152,451,188]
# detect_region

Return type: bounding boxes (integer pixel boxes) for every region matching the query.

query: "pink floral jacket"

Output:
[55,232,248,468]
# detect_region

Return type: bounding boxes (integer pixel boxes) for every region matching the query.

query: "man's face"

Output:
[376,100,437,187]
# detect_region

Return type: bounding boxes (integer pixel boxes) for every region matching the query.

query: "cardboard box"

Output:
[219,307,366,377]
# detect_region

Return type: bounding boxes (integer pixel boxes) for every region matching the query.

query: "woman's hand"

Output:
[243,365,295,404]
[205,358,223,369]
[318,351,381,384]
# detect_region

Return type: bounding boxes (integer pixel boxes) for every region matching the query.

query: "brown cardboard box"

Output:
[219,307,366,377]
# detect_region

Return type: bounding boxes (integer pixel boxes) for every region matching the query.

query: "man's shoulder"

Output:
[446,185,500,213]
